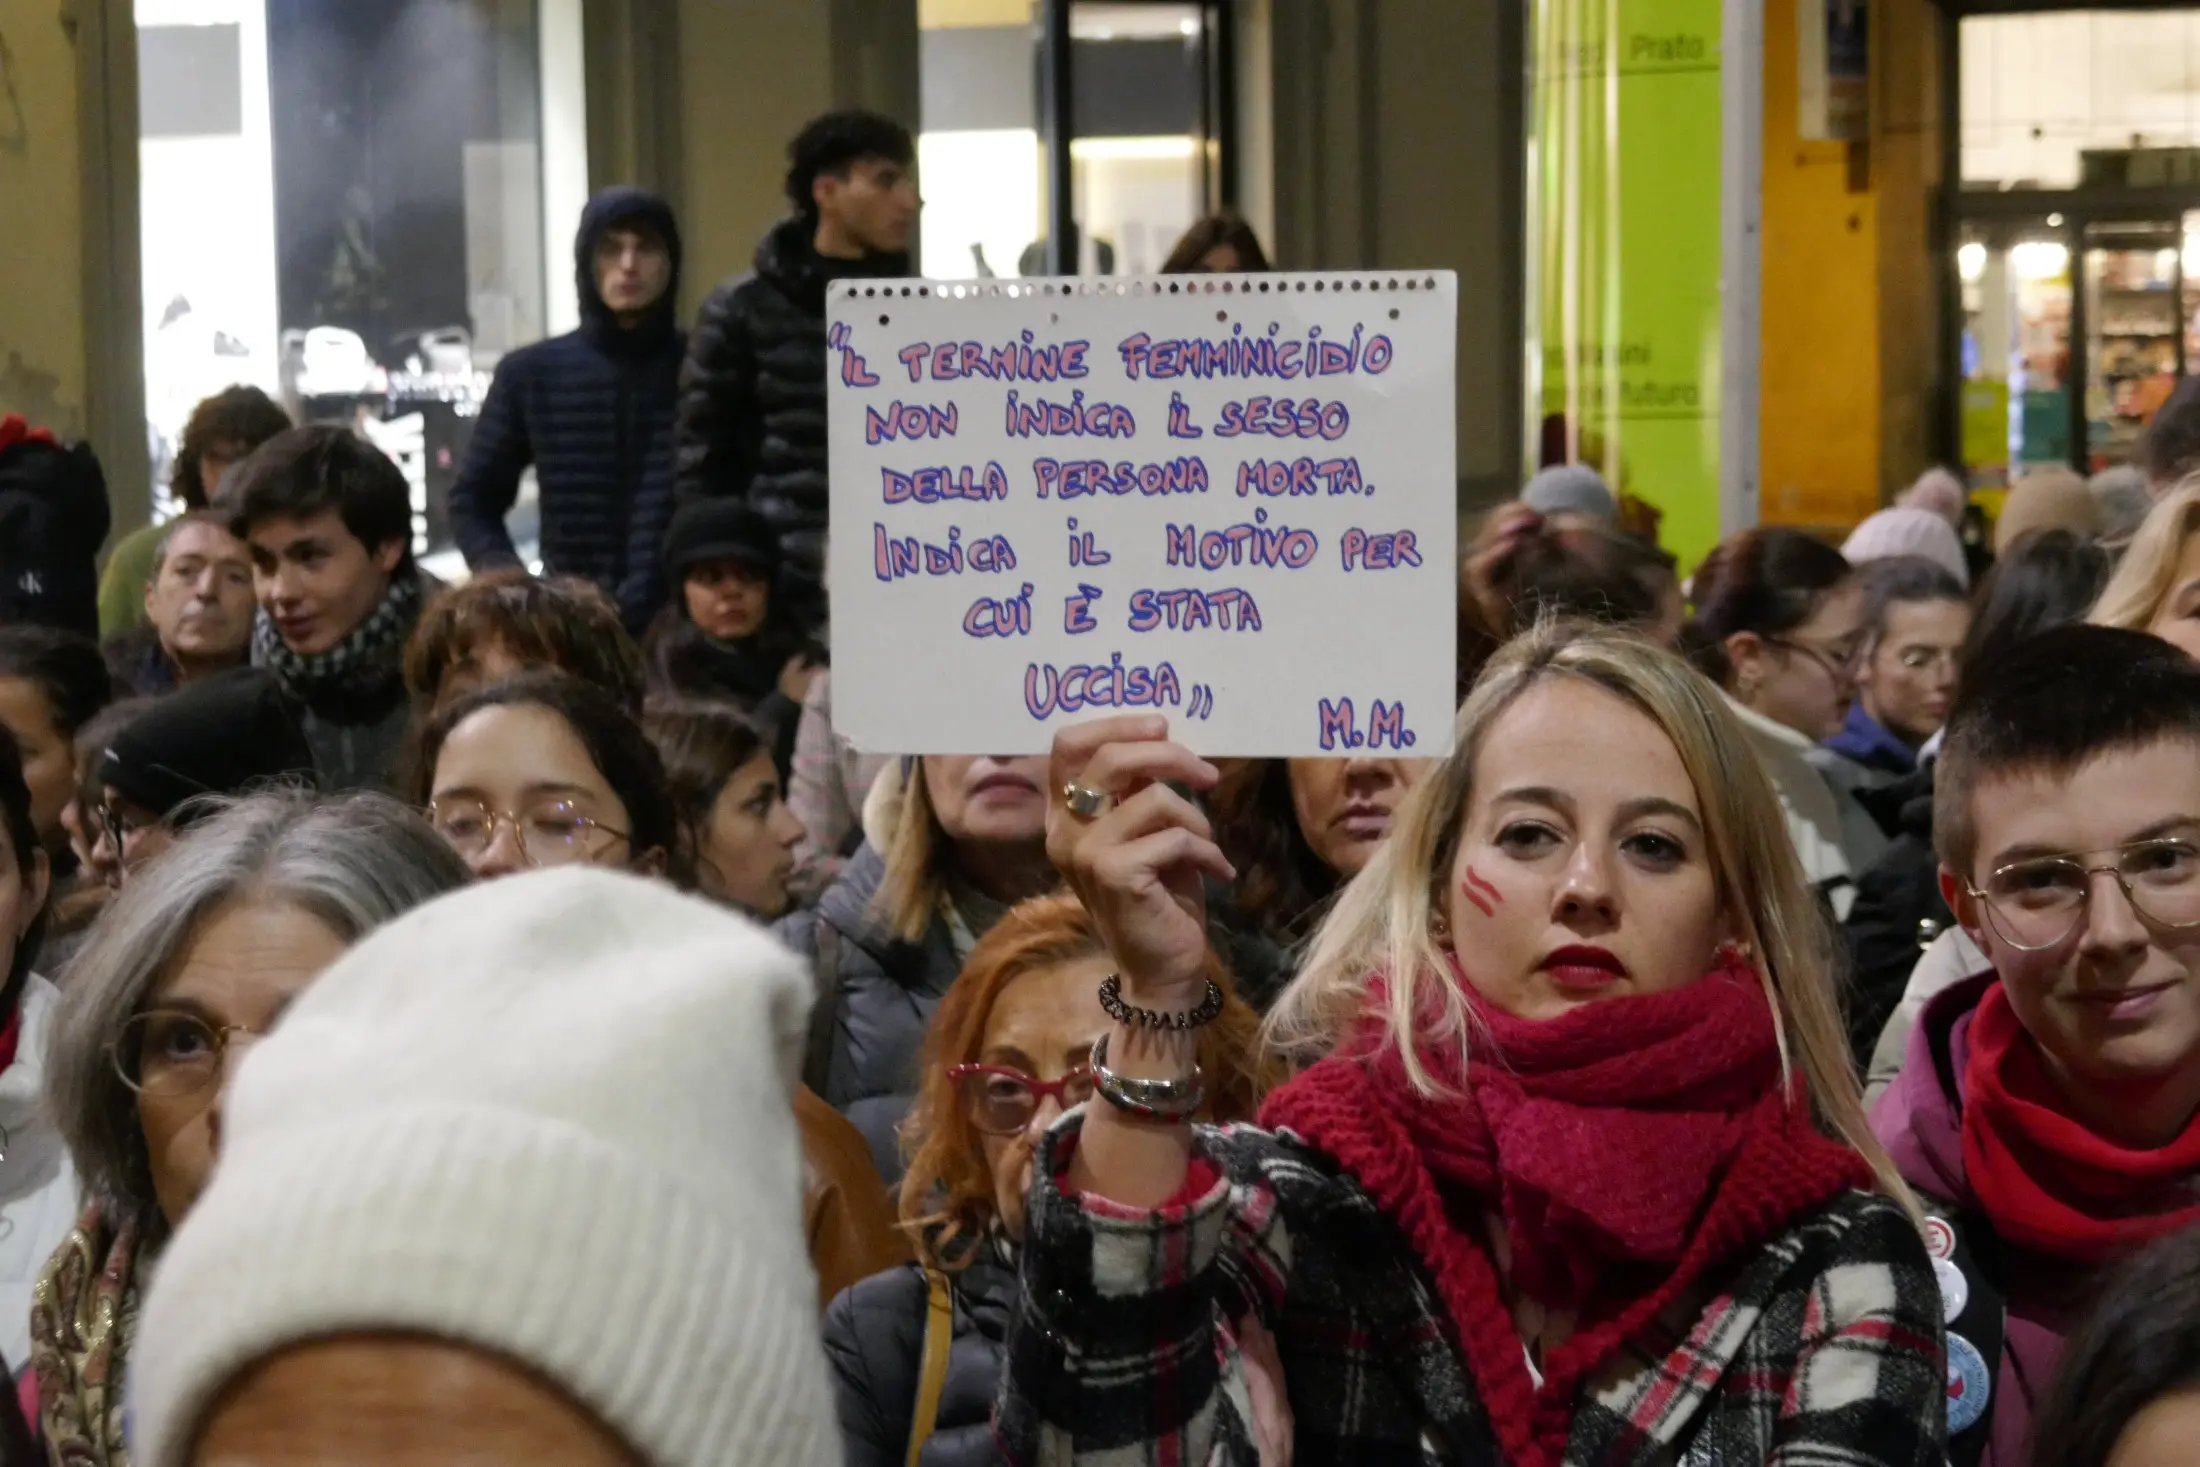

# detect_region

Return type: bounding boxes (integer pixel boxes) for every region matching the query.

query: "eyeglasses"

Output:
[109,1010,270,1098]
[1769,636,1864,682]
[1896,645,1962,674]
[946,1063,1094,1135]
[427,798,628,867]
[1967,837,2200,951]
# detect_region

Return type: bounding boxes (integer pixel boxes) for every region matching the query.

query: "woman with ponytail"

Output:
[1683,527,1881,915]
[997,622,1944,1467]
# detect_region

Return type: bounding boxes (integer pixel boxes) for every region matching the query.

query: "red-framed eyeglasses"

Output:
[946,1063,1096,1135]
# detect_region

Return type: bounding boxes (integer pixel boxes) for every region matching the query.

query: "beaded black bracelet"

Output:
[1098,973,1225,1030]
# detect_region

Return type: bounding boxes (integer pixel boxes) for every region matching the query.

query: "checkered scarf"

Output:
[253,574,421,709]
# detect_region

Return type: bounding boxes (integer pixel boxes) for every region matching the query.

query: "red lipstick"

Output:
[1537,944,1629,992]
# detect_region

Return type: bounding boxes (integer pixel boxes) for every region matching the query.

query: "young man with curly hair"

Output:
[99,386,290,636]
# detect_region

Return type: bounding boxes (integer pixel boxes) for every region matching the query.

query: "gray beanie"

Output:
[1522,463,1617,521]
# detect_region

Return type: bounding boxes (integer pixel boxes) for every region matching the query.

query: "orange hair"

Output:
[897,891,1279,1271]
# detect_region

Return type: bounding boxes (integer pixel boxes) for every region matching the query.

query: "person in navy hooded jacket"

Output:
[448,188,685,633]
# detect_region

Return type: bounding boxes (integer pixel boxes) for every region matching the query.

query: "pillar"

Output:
[1875,0,1947,496]
[0,0,147,528]
[1266,0,1527,513]
[1759,0,1883,530]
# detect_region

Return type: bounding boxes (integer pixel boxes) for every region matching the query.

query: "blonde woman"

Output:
[2090,480,2200,659]
[1000,623,1944,1466]
[777,754,1056,1181]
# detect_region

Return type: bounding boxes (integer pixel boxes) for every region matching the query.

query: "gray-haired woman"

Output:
[28,790,468,1464]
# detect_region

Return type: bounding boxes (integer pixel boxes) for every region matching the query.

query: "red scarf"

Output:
[1259,952,1871,1467]
[1961,980,2200,1264]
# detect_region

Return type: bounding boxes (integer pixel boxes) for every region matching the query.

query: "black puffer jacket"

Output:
[675,217,908,584]
[643,613,818,779]
[1839,761,1951,1068]
[824,1257,1015,1467]
[447,188,685,631]
[0,424,108,640]
[774,843,962,1181]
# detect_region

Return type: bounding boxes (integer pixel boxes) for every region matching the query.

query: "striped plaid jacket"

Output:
[997,1115,1947,1467]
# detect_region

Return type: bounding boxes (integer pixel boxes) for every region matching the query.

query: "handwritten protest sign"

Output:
[827,272,1458,755]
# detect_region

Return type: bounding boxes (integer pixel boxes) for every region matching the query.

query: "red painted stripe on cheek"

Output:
[1461,866,1499,916]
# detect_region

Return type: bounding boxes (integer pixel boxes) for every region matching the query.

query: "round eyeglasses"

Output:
[1896,645,1961,674]
[109,1010,269,1098]
[1967,837,2200,951]
[1770,635,1864,683]
[946,1063,1095,1135]
[427,798,628,868]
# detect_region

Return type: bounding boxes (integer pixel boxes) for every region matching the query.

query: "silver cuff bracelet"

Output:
[1090,1031,1206,1121]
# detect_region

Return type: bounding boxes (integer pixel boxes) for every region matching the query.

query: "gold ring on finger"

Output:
[1062,781,1113,818]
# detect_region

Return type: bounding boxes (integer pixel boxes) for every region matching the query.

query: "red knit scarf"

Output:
[1259,952,1871,1467]
[1961,980,2200,1265]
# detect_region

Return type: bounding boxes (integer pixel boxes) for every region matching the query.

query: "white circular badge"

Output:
[1923,1215,1957,1262]
[1933,1256,1969,1323]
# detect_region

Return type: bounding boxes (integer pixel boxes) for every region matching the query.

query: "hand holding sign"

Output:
[828,273,1458,756]
[1044,715,1228,1004]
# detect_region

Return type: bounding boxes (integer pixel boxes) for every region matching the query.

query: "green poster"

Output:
[1530,1,1724,566]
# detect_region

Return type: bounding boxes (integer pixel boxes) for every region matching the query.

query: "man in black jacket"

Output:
[448,188,685,632]
[677,111,918,624]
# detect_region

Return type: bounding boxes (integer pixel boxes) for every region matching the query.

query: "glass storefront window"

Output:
[1068,3,1211,276]
[918,0,1043,278]
[1962,10,2200,192]
[918,0,1227,278]
[2082,221,2183,469]
[135,0,578,570]
[1957,223,2072,487]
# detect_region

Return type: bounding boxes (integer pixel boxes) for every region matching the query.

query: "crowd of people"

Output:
[3,101,2200,1467]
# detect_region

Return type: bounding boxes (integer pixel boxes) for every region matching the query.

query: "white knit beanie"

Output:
[127,868,835,1467]
[1840,506,1969,587]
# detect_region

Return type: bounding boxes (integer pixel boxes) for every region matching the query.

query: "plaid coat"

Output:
[998,1115,1946,1467]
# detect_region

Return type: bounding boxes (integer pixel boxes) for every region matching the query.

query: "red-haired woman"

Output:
[820,892,1277,1467]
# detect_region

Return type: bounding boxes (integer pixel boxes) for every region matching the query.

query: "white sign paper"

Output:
[827,272,1458,755]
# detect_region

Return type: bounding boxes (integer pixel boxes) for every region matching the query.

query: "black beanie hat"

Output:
[100,669,321,824]
[662,498,780,582]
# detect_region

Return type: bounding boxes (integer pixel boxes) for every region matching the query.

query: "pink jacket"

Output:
[1869,972,2101,1467]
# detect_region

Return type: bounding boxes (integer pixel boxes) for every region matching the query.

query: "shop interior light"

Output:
[1073,3,1203,41]
[2011,240,2069,281]
[1067,135,1200,160]
[2183,230,2200,280]
[1958,241,1988,283]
